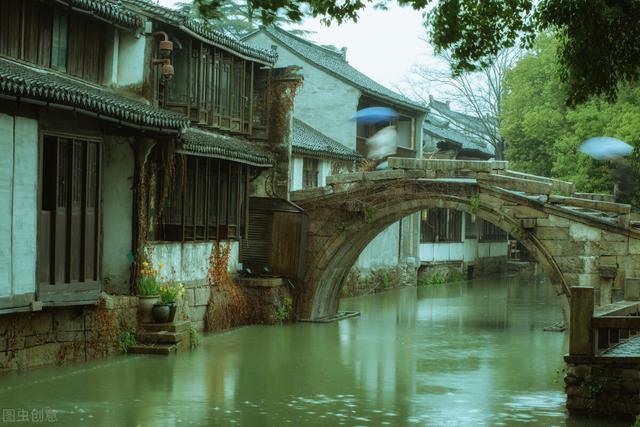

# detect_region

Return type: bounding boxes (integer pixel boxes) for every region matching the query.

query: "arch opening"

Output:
[299,191,570,322]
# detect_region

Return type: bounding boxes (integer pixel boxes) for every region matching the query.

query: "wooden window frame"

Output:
[420,208,462,243]
[160,38,253,134]
[155,155,248,243]
[37,131,102,304]
[302,158,319,189]
[479,219,508,243]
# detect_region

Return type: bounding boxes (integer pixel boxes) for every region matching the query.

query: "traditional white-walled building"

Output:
[0,0,285,309]
[245,26,428,276]
[420,97,509,275]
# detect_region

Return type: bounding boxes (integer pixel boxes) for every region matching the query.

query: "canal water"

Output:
[0,273,627,426]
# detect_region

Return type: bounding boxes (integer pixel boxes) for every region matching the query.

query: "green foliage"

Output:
[633,415,640,427]
[503,34,640,206]
[418,269,465,286]
[137,275,160,296]
[159,282,186,304]
[194,0,640,105]
[118,330,136,353]
[188,324,201,350]
[427,0,640,105]
[469,194,480,217]
[418,271,447,286]
[275,296,293,323]
[186,0,313,39]
[137,258,162,296]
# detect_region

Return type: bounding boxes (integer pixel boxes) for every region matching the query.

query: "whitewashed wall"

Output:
[290,156,304,191]
[290,156,333,191]
[117,31,147,88]
[246,32,360,148]
[0,114,38,308]
[102,139,134,293]
[147,241,240,284]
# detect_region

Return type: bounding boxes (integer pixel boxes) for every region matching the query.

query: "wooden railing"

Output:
[570,286,640,356]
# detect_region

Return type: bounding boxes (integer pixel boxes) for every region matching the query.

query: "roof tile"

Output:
[292,119,362,161]
[180,127,272,167]
[65,0,143,29]
[0,56,189,130]
[123,0,277,65]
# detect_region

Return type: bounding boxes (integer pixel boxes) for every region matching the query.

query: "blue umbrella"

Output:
[579,137,633,160]
[352,107,398,124]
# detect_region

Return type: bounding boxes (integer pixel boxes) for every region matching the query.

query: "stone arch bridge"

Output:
[289,158,640,321]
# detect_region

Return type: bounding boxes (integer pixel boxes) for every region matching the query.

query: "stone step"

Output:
[138,330,186,345]
[142,321,190,333]
[128,344,177,356]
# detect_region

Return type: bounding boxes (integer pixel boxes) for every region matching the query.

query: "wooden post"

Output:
[570,286,595,356]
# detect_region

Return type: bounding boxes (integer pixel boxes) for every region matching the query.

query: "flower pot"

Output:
[138,295,160,324]
[152,303,177,324]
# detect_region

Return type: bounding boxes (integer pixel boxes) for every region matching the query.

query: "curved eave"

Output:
[292,146,362,162]
[178,25,276,66]
[63,0,144,30]
[178,145,272,167]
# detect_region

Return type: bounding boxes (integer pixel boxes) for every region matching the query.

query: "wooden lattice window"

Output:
[479,219,507,242]
[155,156,248,242]
[303,158,319,189]
[38,134,102,301]
[420,208,462,243]
[0,0,103,82]
[160,39,252,133]
[465,213,477,238]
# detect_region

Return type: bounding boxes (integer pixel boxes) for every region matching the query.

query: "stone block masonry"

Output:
[0,295,137,373]
[0,276,295,373]
[565,357,640,420]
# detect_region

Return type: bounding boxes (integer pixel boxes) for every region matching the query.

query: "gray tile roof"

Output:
[64,0,143,29]
[429,98,495,136]
[423,119,488,152]
[292,119,362,161]
[123,0,277,65]
[180,127,273,167]
[0,56,189,130]
[256,27,427,113]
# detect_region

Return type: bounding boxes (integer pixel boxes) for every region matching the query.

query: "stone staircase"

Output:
[128,321,191,355]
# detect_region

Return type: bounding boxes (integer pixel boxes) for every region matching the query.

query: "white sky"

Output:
[155,0,443,98]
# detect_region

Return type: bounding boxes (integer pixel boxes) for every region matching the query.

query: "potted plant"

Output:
[152,282,185,324]
[137,259,162,324]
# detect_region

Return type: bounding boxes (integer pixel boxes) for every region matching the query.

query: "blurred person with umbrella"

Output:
[579,136,637,203]
[353,107,398,170]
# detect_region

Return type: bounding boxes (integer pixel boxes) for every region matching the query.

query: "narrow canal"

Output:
[0,273,626,426]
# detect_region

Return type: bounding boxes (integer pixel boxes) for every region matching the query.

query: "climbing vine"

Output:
[205,241,249,331]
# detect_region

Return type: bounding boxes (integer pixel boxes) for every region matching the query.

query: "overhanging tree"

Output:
[194,0,640,106]
[401,48,519,159]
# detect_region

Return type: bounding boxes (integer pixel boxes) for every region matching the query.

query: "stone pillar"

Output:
[265,67,303,199]
[569,286,595,356]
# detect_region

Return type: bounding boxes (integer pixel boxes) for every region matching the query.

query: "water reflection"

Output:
[0,273,626,426]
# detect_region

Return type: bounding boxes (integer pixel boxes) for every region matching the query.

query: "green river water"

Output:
[0,273,627,426]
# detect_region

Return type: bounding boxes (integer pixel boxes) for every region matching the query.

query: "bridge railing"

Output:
[570,286,640,357]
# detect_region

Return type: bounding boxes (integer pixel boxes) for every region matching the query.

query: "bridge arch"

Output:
[295,179,571,321]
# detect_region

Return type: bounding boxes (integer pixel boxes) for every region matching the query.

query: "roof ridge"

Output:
[122,0,277,65]
[0,55,188,130]
[269,26,345,60]
[292,118,362,161]
[260,26,427,112]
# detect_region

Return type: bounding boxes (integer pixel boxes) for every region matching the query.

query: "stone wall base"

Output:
[342,263,418,298]
[565,358,640,420]
[467,256,509,278]
[0,278,293,373]
[0,295,137,373]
